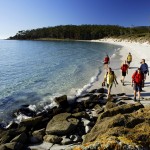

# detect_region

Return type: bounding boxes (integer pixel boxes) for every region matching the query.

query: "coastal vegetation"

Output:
[8,25,150,42]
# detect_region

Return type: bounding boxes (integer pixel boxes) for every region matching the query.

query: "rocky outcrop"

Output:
[73,106,150,150]
[0,91,150,150]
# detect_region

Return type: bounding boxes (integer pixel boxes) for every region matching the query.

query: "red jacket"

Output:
[132,71,143,85]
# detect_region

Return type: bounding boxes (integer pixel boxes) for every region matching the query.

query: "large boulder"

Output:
[46,113,79,135]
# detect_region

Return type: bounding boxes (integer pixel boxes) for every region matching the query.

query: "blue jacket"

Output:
[140,63,149,73]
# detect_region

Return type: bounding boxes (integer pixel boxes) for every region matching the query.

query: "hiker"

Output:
[127,52,132,68]
[120,60,129,86]
[103,55,110,69]
[131,68,144,101]
[140,59,149,81]
[103,67,118,98]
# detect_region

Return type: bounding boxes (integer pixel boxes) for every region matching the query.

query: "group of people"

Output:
[102,53,149,101]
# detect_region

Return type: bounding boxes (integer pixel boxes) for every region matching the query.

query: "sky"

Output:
[0,0,150,39]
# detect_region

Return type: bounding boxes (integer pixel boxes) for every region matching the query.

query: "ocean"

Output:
[0,39,121,122]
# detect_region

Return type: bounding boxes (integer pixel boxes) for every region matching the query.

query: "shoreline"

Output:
[1,38,150,150]
[89,38,150,105]
[1,38,150,125]
[0,39,118,124]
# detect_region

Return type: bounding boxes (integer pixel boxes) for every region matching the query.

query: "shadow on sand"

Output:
[129,67,138,70]
[127,92,150,98]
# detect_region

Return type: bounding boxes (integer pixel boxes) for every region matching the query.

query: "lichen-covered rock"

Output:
[99,103,144,120]
[105,101,118,111]
[46,113,79,135]
[74,106,150,150]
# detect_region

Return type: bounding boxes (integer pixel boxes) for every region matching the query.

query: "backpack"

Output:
[127,55,132,61]
[121,64,128,72]
[132,71,143,84]
[105,71,115,82]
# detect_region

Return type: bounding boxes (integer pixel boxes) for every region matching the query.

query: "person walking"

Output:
[131,68,144,101]
[120,60,129,86]
[103,67,118,98]
[140,59,149,80]
[103,55,110,69]
[140,59,149,89]
[127,52,132,68]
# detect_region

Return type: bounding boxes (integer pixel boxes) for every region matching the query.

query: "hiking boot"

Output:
[133,97,136,101]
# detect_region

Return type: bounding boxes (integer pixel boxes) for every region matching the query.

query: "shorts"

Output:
[127,61,131,64]
[143,71,148,74]
[133,83,141,92]
[107,83,113,90]
[122,71,126,76]
[104,62,109,64]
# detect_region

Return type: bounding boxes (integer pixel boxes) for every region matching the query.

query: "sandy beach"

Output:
[89,38,150,105]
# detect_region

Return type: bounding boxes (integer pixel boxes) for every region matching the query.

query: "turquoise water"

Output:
[0,40,121,121]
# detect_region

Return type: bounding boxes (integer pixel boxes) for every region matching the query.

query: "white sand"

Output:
[88,38,150,105]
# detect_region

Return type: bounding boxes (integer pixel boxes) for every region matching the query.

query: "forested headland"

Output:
[8,25,150,41]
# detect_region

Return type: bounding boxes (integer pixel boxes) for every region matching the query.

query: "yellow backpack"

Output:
[127,54,132,61]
